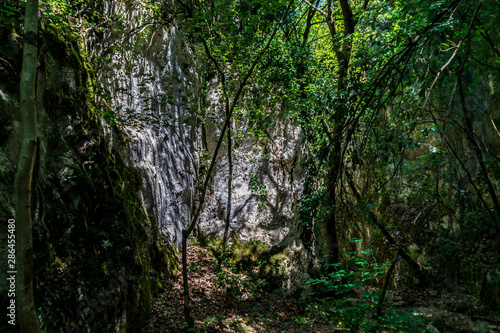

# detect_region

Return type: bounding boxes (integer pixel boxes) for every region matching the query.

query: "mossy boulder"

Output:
[204,236,310,293]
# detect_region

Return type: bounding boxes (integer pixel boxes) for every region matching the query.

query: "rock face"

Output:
[0,10,177,333]
[93,0,198,247]
[199,114,312,290]
[92,0,314,291]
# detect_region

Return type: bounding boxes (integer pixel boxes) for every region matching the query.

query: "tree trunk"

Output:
[323,0,356,264]
[14,0,41,332]
[222,121,232,252]
[325,137,342,263]
[181,230,194,328]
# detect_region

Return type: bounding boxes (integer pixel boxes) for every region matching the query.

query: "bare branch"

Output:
[421,2,480,115]
[301,0,326,17]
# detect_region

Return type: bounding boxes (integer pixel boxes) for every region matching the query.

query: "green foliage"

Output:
[199,148,210,170]
[302,251,430,332]
[0,0,23,29]
[214,259,248,296]
[249,174,268,216]
[188,262,201,272]
[207,237,284,295]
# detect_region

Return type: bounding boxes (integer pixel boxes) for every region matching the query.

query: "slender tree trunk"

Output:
[15,0,41,332]
[325,135,342,263]
[376,251,399,319]
[301,0,358,264]
[325,187,339,263]
[324,0,357,264]
[181,230,194,328]
[222,121,232,252]
[302,1,319,47]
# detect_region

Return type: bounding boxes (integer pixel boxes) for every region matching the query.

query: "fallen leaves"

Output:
[144,245,337,332]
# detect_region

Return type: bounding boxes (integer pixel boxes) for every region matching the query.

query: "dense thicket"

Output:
[171,0,500,309]
[163,1,500,329]
[1,0,499,331]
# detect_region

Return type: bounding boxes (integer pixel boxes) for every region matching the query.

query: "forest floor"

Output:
[144,245,500,333]
[144,245,342,332]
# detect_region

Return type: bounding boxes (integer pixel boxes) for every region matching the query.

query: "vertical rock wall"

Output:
[0,12,178,332]
[88,0,315,291]
[91,1,198,246]
[198,87,312,290]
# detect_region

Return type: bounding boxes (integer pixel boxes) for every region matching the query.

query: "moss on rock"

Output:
[0,14,177,333]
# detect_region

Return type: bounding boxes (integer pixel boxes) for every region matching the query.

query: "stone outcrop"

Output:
[0,10,177,333]
[199,113,312,290]
[91,1,198,246]
[92,0,314,291]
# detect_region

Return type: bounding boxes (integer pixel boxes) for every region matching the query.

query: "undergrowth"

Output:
[297,250,433,332]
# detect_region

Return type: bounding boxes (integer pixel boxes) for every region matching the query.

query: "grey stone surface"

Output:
[91,0,314,290]
[198,105,312,290]
[93,0,198,246]
[199,119,305,243]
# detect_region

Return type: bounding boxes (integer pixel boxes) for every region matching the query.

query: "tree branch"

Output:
[301,0,326,17]
[338,0,356,34]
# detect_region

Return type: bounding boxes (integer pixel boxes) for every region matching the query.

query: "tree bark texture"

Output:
[14,0,42,332]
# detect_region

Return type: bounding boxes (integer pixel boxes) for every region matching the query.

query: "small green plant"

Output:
[304,250,431,332]
[214,259,245,296]
[200,148,210,170]
[294,315,312,327]
[203,316,217,323]
[158,310,171,318]
[188,263,201,272]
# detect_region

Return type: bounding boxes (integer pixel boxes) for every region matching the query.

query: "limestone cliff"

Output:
[0,10,177,332]
[91,0,315,292]
[90,0,198,246]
